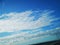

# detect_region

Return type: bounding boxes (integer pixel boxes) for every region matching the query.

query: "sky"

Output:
[0,0,60,14]
[0,0,60,45]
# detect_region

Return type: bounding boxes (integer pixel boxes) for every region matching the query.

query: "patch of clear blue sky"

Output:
[0,0,60,17]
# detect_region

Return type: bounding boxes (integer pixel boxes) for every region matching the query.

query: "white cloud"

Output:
[0,10,58,32]
[0,10,60,45]
[0,27,60,45]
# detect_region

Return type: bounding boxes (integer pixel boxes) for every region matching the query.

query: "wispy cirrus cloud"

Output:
[0,10,58,32]
[0,27,60,45]
[0,10,60,45]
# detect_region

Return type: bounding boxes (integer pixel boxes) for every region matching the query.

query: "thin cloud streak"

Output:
[0,10,60,45]
[0,10,58,32]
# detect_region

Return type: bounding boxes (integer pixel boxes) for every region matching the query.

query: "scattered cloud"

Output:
[0,27,60,45]
[0,10,60,45]
[0,10,58,32]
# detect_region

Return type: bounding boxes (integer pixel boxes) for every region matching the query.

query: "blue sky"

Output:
[0,0,60,45]
[0,0,60,15]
